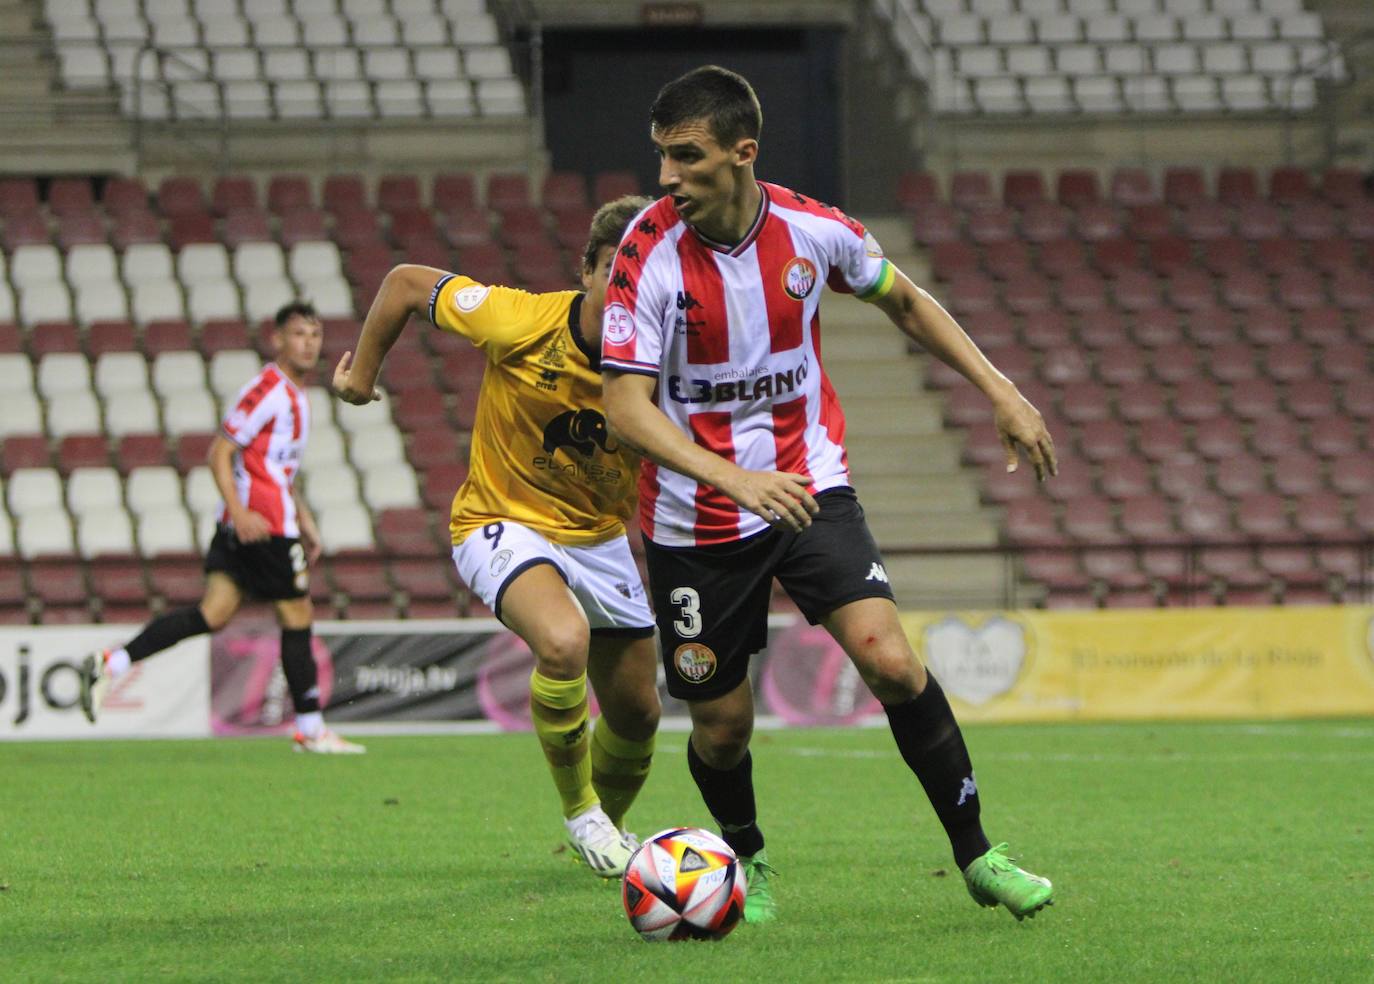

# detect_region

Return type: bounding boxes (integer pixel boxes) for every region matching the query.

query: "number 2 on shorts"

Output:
[670,586,702,638]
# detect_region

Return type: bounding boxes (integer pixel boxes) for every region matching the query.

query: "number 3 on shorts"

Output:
[670,586,702,638]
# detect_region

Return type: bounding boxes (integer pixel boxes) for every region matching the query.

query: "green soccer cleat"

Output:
[739,850,779,924]
[962,843,1054,921]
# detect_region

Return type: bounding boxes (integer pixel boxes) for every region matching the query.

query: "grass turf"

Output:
[3,720,1372,983]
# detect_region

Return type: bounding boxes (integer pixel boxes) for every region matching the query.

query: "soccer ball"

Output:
[621,827,747,942]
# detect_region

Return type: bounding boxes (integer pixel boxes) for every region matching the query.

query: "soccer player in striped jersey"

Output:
[601,66,1058,921]
[82,302,365,754]
[332,196,660,878]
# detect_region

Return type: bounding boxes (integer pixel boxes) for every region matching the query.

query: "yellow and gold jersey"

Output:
[429,273,638,547]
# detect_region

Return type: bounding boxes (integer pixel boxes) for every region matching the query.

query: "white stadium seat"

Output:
[11,245,63,286]
[1025,76,1074,112]
[1056,45,1101,75]
[1035,15,1081,43]
[178,243,230,284]
[38,353,93,398]
[301,14,348,46]
[68,466,124,514]
[463,45,514,79]
[58,45,109,88]
[264,49,312,81]
[399,14,449,45]
[19,284,74,327]
[324,80,374,117]
[347,424,405,470]
[1006,46,1052,76]
[318,503,375,552]
[209,349,262,400]
[988,16,1033,44]
[74,280,130,326]
[122,243,175,285]
[233,242,287,283]
[212,49,261,81]
[288,241,343,282]
[152,351,207,397]
[47,392,103,437]
[94,352,150,397]
[0,283,15,324]
[332,390,391,432]
[1203,44,1248,74]
[151,18,197,46]
[1173,76,1222,111]
[131,281,187,324]
[103,390,162,436]
[224,80,274,118]
[1123,75,1171,111]
[0,393,43,439]
[1103,44,1147,74]
[1074,75,1123,113]
[0,509,13,556]
[1154,44,1199,74]
[184,466,220,515]
[9,468,65,514]
[17,507,75,558]
[161,390,219,435]
[1084,15,1129,42]
[305,385,336,428]
[1132,15,1178,42]
[304,462,361,511]
[188,280,244,322]
[974,77,1023,113]
[353,15,400,45]
[1221,75,1269,111]
[314,49,362,81]
[414,48,461,81]
[296,277,353,318]
[957,48,1001,77]
[1180,15,1226,41]
[78,506,136,557]
[0,353,36,394]
[250,15,301,46]
[362,465,420,510]
[364,48,411,81]
[139,506,197,556]
[243,278,296,322]
[202,16,251,49]
[302,425,346,471]
[426,80,476,116]
[275,80,324,118]
[475,78,524,116]
[66,243,118,285]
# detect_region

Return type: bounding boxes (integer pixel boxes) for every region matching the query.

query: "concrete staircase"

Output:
[822,215,1026,609]
[0,0,134,174]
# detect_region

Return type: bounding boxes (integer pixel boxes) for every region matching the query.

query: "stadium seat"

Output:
[138,506,197,556]
[17,507,75,558]
[318,503,375,552]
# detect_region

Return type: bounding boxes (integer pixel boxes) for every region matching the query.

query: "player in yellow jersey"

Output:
[333,196,658,877]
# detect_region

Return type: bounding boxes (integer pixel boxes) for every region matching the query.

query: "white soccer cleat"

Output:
[292,728,367,754]
[81,650,112,724]
[565,806,636,878]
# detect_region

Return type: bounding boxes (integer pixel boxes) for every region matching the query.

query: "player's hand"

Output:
[300,524,323,565]
[332,351,382,405]
[993,386,1057,482]
[232,508,272,543]
[722,468,819,532]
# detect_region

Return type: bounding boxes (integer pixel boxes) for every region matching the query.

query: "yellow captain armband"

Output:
[856,259,896,301]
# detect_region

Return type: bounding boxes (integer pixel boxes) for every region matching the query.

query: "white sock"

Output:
[295,711,324,738]
[107,648,131,678]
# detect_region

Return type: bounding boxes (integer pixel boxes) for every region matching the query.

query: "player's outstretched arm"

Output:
[333,264,448,405]
[602,370,818,531]
[872,268,1058,481]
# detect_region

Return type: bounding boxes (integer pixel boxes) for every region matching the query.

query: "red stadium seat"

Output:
[330,558,394,603]
[441,206,494,248]
[592,170,640,204]
[911,203,962,245]
[1293,492,1350,538]
[102,176,149,214]
[1179,203,1231,240]
[378,174,422,214]
[157,177,207,217]
[1137,419,1189,463]
[1284,378,1335,418]
[1289,202,1339,241]
[433,173,478,214]
[1019,202,1071,243]
[1163,167,1207,207]
[1200,237,1249,278]
[86,320,138,355]
[1001,170,1045,208]
[1150,342,1198,384]
[199,319,251,356]
[982,241,1032,280]
[141,320,193,355]
[1307,238,1359,276]
[168,213,216,249]
[1228,377,1280,420]
[1173,379,1225,422]
[1343,202,1374,240]
[1077,419,1131,463]
[29,562,88,606]
[1269,450,1325,496]
[148,556,205,604]
[323,175,368,214]
[333,208,383,249]
[1268,166,1312,203]
[1235,202,1283,240]
[279,208,328,246]
[1056,169,1099,207]
[1128,204,1173,241]
[1165,269,1217,311]
[30,322,83,357]
[421,462,469,511]
[376,508,438,558]
[1308,416,1361,458]
[0,177,40,216]
[1077,309,1129,350]
[1061,495,1117,543]
[50,178,95,215]
[1177,494,1233,538]
[391,559,456,602]
[1236,493,1291,537]
[542,171,588,211]
[1217,167,1259,204]
[1099,458,1154,499]
[966,208,1015,244]
[1023,552,1090,591]
[1112,271,1161,311]
[1,435,51,473]
[487,172,531,211]
[1120,496,1175,540]
[1319,168,1367,205]
[1331,271,1374,309]
[1074,202,1123,242]
[1083,549,1150,590]
[1193,417,1245,460]
[89,556,149,607]
[222,209,272,247]
[211,176,258,216]
[1110,168,1156,207]
[174,433,216,473]
[1146,236,1191,276]
[950,171,995,211]
[267,175,312,214]
[1114,379,1166,421]
[1004,499,1062,544]
[56,210,108,249]
[115,433,170,473]
[1,213,51,249]
[1208,342,1260,383]
[110,209,163,249]
[58,434,110,473]
[1220,270,1271,310]
[1020,308,1074,348]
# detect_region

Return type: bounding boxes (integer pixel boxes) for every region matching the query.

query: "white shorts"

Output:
[453,522,654,635]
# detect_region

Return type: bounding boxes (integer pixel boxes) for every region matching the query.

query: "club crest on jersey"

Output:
[674,643,717,684]
[452,284,491,313]
[863,231,885,258]
[604,303,635,346]
[782,256,818,300]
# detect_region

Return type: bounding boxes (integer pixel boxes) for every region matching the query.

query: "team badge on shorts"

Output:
[781,257,818,300]
[674,643,717,684]
[489,549,514,576]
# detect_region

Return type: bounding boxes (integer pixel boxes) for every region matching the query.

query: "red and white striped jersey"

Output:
[602,182,895,547]
[219,363,310,538]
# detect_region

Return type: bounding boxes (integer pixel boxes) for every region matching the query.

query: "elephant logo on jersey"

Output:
[782,257,818,300]
[542,409,618,458]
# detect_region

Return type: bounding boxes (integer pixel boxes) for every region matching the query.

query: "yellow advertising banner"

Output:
[899,605,1374,722]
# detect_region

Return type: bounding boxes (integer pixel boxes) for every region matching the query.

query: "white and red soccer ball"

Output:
[621,827,746,942]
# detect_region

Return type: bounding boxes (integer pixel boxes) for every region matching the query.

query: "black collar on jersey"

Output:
[568,291,599,369]
[689,182,771,257]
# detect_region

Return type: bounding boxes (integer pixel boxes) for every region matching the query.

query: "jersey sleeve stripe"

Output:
[601,357,660,376]
[428,273,458,324]
[856,259,895,301]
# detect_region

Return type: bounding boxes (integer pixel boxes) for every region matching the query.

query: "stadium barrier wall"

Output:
[0,627,209,740]
[8,606,1374,739]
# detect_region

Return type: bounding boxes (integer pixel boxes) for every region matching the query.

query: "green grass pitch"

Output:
[4,720,1372,983]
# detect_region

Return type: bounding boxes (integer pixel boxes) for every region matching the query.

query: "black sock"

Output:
[126,606,211,663]
[884,674,991,871]
[686,739,765,858]
[279,627,320,714]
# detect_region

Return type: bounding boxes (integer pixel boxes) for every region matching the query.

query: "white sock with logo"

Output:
[295,711,324,739]
[107,648,131,678]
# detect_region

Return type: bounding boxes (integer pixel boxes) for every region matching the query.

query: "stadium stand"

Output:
[906,162,1374,608]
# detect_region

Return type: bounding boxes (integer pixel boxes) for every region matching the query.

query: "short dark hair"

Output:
[649,65,762,148]
[274,300,320,328]
[582,194,653,271]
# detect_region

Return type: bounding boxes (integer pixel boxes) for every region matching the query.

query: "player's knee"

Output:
[531,622,591,678]
[198,601,233,632]
[694,718,752,767]
[855,645,925,704]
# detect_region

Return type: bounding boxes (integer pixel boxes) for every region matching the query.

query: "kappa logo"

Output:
[674,643,717,683]
[923,616,1029,707]
[782,257,818,300]
[619,241,640,260]
[676,290,702,311]
[957,774,978,806]
[865,562,889,583]
[542,408,617,457]
[636,218,659,237]
[611,270,632,290]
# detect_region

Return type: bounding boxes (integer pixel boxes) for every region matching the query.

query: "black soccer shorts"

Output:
[643,488,895,701]
[205,525,310,601]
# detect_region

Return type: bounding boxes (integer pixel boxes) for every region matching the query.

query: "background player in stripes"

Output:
[601,66,1057,921]
[332,197,660,877]
[83,303,364,755]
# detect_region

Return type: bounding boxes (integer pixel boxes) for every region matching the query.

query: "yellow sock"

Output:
[591,720,655,829]
[529,670,597,820]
